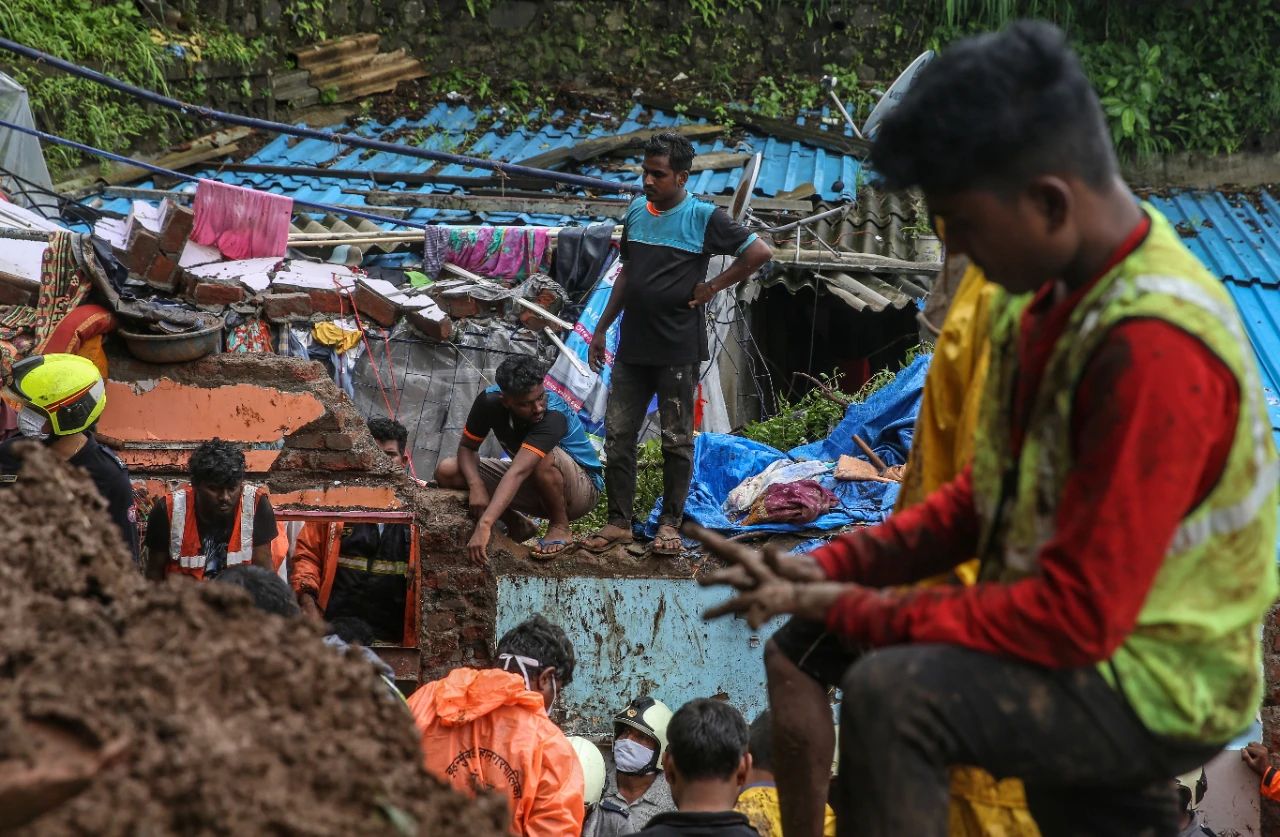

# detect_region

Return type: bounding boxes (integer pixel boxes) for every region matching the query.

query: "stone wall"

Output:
[170,0,907,92]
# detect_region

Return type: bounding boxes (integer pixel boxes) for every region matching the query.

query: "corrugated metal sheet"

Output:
[1147,189,1280,444]
[763,190,938,312]
[84,102,864,229]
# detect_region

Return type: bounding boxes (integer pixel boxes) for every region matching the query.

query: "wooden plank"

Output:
[516,123,725,170]
[55,127,254,196]
[778,251,942,275]
[637,95,870,157]
[355,188,813,216]
[618,151,751,174]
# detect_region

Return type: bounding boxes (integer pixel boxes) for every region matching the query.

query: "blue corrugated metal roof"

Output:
[1148,189,1280,444]
[88,102,863,228]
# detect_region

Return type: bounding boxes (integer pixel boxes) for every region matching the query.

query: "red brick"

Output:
[425,612,455,632]
[285,432,326,449]
[144,252,180,292]
[125,228,160,277]
[324,433,354,451]
[272,281,347,315]
[352,278,401,327]
[157,199,195,255]
[190,279,246,306]
[407,306,453,342]
[261,292,313,323]
[438,293,480,318]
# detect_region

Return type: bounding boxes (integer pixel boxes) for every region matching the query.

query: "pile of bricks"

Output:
[119,198,195,293]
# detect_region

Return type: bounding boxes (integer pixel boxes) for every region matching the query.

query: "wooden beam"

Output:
[775,251,942,275]
[355,188,812,216]
[618,151,751,174]
[516,123,725,170]
[637,95,870,157]
[55,127,254,196]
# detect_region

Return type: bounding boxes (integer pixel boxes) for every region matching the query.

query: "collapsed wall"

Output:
[0,442,507,834]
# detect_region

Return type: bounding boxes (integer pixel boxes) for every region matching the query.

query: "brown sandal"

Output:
[579,528,634,554]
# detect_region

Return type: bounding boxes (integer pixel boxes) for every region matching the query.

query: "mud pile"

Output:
[0,443,507,835]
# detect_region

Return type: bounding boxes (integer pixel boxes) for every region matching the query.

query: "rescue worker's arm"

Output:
[142,503,169,581]
[523,735,586,837]
[1243,744,1280,802]
[250,494,277,570]
[816,322,1239,668]
[291,523,327,621]
[467,446,542,563]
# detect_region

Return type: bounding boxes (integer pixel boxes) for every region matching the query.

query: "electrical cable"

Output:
[0,115,426,230]
[0,36,641,197]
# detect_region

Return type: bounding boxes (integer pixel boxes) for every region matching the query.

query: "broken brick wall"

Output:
[1263,602,1280,835]
[97,347,502,687]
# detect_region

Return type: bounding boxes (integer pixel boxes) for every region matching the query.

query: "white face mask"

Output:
[613,738,656,775]
[17,406,50,441]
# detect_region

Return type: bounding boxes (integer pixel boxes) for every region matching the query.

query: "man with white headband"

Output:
[407,614,585,836]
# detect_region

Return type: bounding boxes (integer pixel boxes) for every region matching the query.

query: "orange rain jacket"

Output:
[290,521,418,647]
[407,668,584,837]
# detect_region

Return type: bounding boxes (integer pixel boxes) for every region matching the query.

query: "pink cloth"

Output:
[192,179,292,260]
[444,226,550,284]
[745,479,839,526]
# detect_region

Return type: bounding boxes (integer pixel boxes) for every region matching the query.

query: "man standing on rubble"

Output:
[695,21,1278,837]
[436,354,604,560]
[583,132,772,556]
[292,416,418,644]
[0,353,138,563]
[143,439,277,581]
[407,614,585,836]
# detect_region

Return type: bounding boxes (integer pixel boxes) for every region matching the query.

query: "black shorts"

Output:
[770,618,866,689]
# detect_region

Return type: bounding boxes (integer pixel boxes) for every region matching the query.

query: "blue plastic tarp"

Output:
[644,354,931,536]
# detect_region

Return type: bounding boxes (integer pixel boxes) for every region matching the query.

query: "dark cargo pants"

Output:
[604,361,698,529]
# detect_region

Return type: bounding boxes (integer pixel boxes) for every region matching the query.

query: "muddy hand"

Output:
[686,522,798,628]
[467,524,491,564]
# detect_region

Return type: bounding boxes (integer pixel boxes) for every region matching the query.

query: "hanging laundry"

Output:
[431,226,550,284]
[191,179,292,260]
[553,222,617,301]
[422,225,449,279]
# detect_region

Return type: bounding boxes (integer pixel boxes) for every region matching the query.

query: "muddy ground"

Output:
[0,442,506,835]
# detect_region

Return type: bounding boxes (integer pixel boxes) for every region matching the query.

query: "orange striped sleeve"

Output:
[520,442,548,458]
[461,427,484,445]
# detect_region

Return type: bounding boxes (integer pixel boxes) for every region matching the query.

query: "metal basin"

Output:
[117,318,223,364]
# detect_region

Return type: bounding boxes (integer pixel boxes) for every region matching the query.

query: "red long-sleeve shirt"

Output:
[812,218,1241,668]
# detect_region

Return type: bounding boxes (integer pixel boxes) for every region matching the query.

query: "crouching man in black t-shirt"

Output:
[436,355,605,561]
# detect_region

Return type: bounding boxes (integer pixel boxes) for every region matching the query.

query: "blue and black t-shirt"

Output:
[618,194,757,366]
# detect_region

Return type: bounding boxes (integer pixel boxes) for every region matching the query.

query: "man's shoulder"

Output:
[640,810,758,835]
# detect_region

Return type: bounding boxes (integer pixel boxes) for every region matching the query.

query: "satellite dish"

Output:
[861,50,935,140]
[730,152,762,223]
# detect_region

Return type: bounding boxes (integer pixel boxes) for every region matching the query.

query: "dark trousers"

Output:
[836,644,1223,837]
[604,361,698,528]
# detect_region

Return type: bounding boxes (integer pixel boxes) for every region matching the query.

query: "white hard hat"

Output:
[568,736,606,807]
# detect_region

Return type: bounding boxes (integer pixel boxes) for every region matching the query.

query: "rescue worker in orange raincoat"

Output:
[407,614,585,836]
[143,439,276,581]
[291,417,420,645]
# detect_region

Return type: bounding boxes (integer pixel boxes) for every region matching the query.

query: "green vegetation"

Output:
[925,0,1280,158]
[0,0,267,176]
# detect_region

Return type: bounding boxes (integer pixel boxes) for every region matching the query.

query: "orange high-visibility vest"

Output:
[164,483,265,580]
